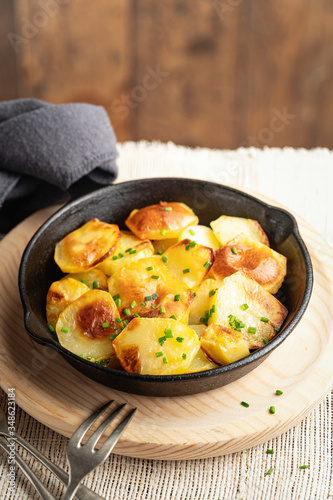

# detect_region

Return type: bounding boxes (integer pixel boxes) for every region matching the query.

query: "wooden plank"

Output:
[13,0,133,141]
[0,0,18,100]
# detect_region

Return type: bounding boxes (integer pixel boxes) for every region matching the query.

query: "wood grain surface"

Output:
[0,195,332,460]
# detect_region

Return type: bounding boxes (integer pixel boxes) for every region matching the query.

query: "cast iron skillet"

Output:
[18,178,313,397]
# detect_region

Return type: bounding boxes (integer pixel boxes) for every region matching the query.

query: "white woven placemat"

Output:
[0,142,332,499]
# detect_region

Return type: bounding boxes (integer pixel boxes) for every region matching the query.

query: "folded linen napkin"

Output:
[0,98,118,233]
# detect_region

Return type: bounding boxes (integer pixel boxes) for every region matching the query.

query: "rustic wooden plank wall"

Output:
[1,0,333,149]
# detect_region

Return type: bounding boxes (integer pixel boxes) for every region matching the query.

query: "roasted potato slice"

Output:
[46,277,89,329]
[112,318,200,375]
[108,257,193,324]
[56,290,121,359]
[54,218,121,273]
[125,201,199,240]
[211,215,269,246]
[65,269,108,291]
[163,239,214,291]
[98,230,154,276]
[187,347,219,372]
[189,278,221,324]
[211,234,287,294]
[200,324,250,365]
[179,225,220,251]
[153,238,179,254]
[208,271,288,348]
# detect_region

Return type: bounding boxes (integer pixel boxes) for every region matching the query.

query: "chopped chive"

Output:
[146,266,153,271]
[155,351,163,357]
[151,275,160,280]
[151,304,157,309]
[160,229,167,236]
[269,406,275,414]
[48,325,55,333]
[125,248,132,253]
[183,268,190,274]
[266,468,273,476]
[102,322,110,328]
[176,337,184,343]
[112,255,118,260]
[189,229,195,235]
[93,280,98,289]
[110,333,118,341]
[86,356,92,361]
[157,250,163,255]
[174,294,181,302]
[81,279,88,285]
[129,249,137,254]
[190,240,196,248]
[113,294,120,301]
[124,309,130,317]
[209,288,217,297]
[182,353,187,360]
[185,244,190,251]
[299,465,310,470]
[61,327,69,333]
[152,293,159,300]
[163,356,168,364]
[118,252,124,258]
[211,305,216,313]
[193,292,197,297]
[241,401,249,407]
[79,354,84,358]
[158,336,166,346]
[266,449,274,454]
[203,261,212,268]
[241,303,249,311]
[261,317,269,323]
[248,327,256,334]
[130,300,137,308]
[145,295,152,301]
[274,326,281,332]
[160,307,166,314]
[263,338,268,344]
[231,246,238,254]
[165,207,172,212]
[141,302,147,306]
[164,329,173,338]
[200,316,208,326]
[122,319,129,327]
[276,390,283,396]
[115,298,122,307]
[161,255,168,263]
[134,313,140,318]
[116,317,122,324]
[170,315,177,321]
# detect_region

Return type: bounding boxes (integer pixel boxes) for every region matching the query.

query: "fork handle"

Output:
[0,431,104,500]
[0,436,56,500]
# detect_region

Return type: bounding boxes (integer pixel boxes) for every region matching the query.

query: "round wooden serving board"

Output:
[0,200,333,460]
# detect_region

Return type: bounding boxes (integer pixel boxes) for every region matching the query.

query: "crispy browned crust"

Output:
[125,201,198,239]
[113,344,142,373]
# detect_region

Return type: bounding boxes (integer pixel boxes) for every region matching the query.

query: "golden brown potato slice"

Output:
[200,324,250,365]
[210,233,287,294]
[98,232,154,276]
[108,257,193,324]
[178,225,220,251]
[125,201,199,240]
[208,271,288,348]
[65,269,108,291]
[56,290,121,359]
[186,347,219,372]
[163,239,215,291]
[112,318,200,375]
[189,278,221,324]
[210,215,269,246]
[153,238,179,254]
[54,218,121,273]
[46,277,89,329]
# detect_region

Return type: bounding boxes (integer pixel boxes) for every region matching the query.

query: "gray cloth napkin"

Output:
[0,98,118,233]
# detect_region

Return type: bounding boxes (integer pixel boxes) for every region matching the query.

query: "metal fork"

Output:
[0,404,109,500]
[63,401,136,500]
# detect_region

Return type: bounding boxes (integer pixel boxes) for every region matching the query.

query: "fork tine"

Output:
[85,403,126,451]
[69,400,114,448]
[94,408,137,461]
